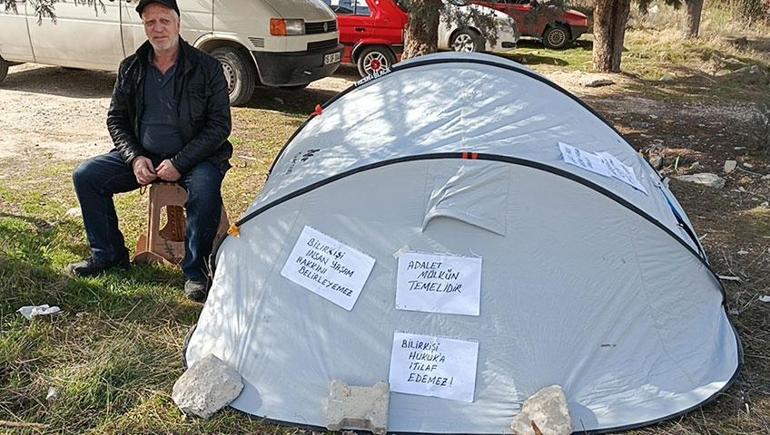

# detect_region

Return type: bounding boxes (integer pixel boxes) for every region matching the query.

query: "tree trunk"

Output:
[685,0,704,38]
[592,0,631,73]
[402,0,443,60]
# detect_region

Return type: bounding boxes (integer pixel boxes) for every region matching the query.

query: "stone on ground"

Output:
[723,160,737,174]
[579,76,614,88]
[64,207,82,218]
[326,380,389,434]
[171,354,243,420]
[46,387,58,402]
[511,385,572,435]
[674,173,726,189]
[660,73,676,82]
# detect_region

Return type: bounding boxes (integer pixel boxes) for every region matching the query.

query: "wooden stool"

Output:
[134,182,229,266]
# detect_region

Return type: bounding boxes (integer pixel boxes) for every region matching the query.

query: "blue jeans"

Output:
[73,150,224,281]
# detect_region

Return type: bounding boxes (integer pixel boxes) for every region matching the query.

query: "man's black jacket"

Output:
[107,38,233,174]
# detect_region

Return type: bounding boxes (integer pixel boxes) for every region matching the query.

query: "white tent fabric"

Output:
[185,52,740,433]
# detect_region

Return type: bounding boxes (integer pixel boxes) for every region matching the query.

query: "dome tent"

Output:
[185,52,741,433]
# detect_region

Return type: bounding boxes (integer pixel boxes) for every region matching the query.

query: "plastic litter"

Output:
[17,305,61,320]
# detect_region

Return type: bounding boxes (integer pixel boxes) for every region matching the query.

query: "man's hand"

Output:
[156,159,181,182]
[132,156,157,185]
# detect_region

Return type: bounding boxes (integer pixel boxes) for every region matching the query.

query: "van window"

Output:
[324,0,371,16]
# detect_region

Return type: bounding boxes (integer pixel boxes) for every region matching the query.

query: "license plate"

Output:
[324,51,341,65]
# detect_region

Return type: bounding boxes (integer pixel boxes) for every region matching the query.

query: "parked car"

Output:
[440,2,519,53]
[324,0,517,77]
[474,0,589,49]
[0,0,344,105]
[323,0,407,77]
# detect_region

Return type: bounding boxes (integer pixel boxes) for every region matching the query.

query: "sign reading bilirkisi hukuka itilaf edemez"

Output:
[389,332,479,402]
[280,226,375,311]
[396,252,482,316]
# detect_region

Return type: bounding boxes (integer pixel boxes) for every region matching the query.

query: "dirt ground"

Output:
[0,63,355,161]
[0,62,761,161]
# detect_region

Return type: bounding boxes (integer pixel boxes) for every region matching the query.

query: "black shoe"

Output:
[65,256,131,278]
[184,279,209,303]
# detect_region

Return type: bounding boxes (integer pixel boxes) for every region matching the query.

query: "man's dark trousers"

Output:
[73,150,224,282]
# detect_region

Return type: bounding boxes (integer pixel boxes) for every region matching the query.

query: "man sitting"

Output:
[67,0,232,302]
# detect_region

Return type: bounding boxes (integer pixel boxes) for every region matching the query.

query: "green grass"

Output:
[0,107,304,434]
[500,2,770,105]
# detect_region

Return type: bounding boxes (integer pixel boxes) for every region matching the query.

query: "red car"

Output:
[474,0,589,49]
[323,0,408,77]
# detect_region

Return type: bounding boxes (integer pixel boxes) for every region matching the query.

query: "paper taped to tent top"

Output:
[559,142,648,194]
[186,52,741,434]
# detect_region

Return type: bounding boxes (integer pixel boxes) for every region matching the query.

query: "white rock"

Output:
[327,380,389,434]
[724,160,737,174]
[737,250,749,255]
[674,173,726,189]
[660,73,675,82]
[580,77,614,88]
[511,385,572,435]
[64,207,82,218]
[172,354,243,420]
[763,174,770,180]
[744,162,754,168]
[759,295,770,303]
[46,387,59,402]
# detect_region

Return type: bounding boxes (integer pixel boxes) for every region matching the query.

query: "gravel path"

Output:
[0,62,756,163]
[0,63,356,162]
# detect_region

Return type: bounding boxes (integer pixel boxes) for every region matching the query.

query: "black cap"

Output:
[135,0,180,17]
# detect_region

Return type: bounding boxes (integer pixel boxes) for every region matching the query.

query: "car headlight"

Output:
[270,18,305,36]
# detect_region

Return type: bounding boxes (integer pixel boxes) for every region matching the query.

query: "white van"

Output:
[0,0,343,105]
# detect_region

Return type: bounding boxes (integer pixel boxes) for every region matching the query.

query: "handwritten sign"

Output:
[389,332,479,402]
[559,142,648,195]
[280,226,375,311]
[596,151,649,194]
[395,252,482,316]
[559,141,610,177]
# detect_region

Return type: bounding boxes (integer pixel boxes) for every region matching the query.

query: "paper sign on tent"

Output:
[395,252,482,316]
[280,226,375,311]
[389,332,479,402]
[596,151,649,194]
[559,142,648,195]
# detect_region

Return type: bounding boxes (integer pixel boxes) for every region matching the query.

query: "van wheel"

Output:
[210,47,256,106]
[0,58,9,83]
[543,24,570,49]
[356,46,395,78]
[450,29,483,53]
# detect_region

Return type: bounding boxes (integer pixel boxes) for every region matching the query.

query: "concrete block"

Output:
[326,380,389,434]
[172,354,243,420]
[511,385,572,435]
